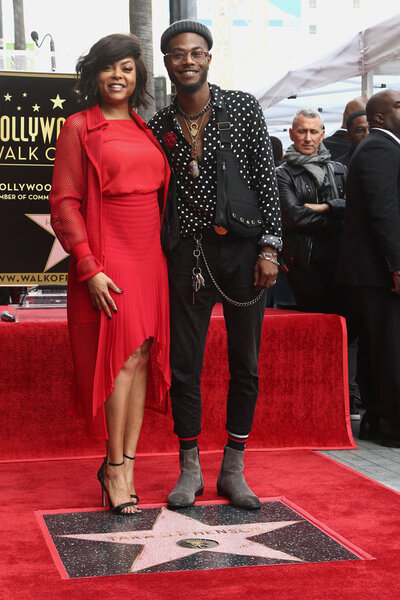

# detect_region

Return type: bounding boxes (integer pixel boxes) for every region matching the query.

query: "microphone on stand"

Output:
[30,31,56,71]
[30,31,39,46]
[49,37,56,72]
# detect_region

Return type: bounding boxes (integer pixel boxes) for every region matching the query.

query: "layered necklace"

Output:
[177,96,213,178]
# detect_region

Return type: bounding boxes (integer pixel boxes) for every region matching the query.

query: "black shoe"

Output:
[349,397,361,421]
[379,437,400,448]
[123,453,139,504]
[379,422,400,448]
[358,413,380,441]
[97,459,139,515]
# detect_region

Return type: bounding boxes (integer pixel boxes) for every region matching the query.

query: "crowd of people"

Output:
[48,19,400,515]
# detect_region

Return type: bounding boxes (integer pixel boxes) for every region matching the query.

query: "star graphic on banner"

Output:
[25,214,69,271]
[22,92,28,97]
[50,94,66,110]
[4,93,12,101]
[60,507,303,573]
[17,106,22,111]
[32,104,40,112]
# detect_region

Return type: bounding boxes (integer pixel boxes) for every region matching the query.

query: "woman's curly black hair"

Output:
[74,33,151,109]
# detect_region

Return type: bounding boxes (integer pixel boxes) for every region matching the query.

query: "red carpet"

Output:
[1,450,399,599]
[0,307,355,460]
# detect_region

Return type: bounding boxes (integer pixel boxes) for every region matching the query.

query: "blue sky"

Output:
[270,0,301,18]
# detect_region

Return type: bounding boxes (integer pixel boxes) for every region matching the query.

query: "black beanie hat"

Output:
[160,19,213,54]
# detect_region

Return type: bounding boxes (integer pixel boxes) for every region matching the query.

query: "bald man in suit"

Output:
[337,89,400,447]
[324,96,367,160]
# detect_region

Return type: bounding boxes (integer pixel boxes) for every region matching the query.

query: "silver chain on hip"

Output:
[194,233,265,308]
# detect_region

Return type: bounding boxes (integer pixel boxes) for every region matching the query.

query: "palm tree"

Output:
[12,0,26,69]
[129,0,156,121]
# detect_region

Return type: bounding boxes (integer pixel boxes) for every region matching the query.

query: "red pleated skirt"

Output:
[92,191,170,436]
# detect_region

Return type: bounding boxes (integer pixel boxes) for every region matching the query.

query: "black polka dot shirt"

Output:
[149,83,282,250]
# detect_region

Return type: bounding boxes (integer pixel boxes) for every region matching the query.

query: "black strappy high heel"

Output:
[97,458,138,515]
[123,453,139,505]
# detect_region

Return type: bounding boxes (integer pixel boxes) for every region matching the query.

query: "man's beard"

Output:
[171,65,209,94]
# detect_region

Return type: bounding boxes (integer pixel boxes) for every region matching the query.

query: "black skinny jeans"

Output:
[167,229,266,439]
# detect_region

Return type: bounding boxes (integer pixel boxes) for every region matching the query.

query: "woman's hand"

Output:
[87,272,122,318]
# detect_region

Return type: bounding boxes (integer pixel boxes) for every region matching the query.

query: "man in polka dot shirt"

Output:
[149,19,282,510]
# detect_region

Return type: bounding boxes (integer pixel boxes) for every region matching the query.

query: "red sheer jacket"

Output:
[49,104,171,437]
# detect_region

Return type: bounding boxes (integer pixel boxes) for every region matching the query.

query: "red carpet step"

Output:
[0,308,355,460]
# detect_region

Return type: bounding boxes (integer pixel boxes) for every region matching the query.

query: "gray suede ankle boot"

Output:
[167,447,204,508]
[217,445,261,509]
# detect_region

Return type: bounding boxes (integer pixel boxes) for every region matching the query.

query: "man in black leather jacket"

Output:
[277,108,346,304]
[276,108,360,418]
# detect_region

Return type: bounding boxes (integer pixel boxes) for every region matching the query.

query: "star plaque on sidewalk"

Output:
[36,500,367,579]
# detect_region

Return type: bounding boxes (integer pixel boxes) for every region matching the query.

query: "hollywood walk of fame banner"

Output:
[0,72,79,286]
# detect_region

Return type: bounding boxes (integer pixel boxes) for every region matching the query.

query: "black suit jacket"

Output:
[323,129,349,160]
[337,129,400,287]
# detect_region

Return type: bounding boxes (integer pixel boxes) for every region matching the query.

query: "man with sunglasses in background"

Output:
[149,20,281,510]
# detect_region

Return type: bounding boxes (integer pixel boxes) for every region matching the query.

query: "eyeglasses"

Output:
[164,50,210,64]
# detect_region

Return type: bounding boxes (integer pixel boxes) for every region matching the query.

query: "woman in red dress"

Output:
[50,34,170,515]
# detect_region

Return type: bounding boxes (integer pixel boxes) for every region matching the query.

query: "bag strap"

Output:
[215,99,233,149]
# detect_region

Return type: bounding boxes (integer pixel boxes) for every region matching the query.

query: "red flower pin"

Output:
[163,132,177,149]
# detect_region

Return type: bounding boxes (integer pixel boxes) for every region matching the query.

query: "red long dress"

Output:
[50,106,170,439]
[93,119,169,430]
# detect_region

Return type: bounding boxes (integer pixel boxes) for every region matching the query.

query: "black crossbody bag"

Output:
[214,101,264,237]
[160,99,265,253]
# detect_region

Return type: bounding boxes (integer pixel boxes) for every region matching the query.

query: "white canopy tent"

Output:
[256,13,400,110]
